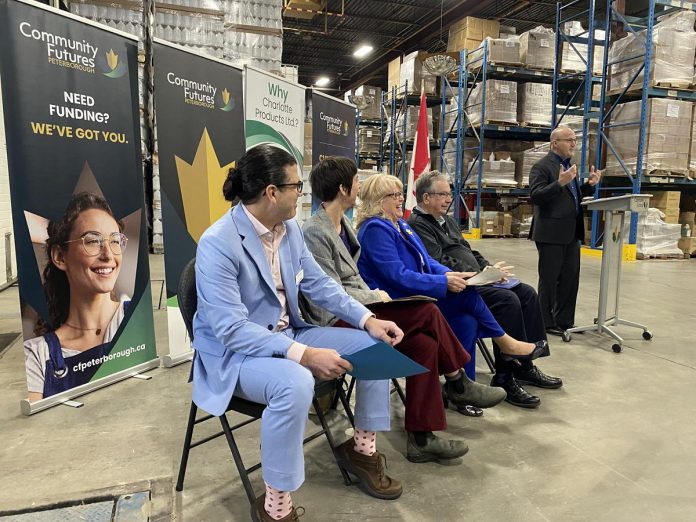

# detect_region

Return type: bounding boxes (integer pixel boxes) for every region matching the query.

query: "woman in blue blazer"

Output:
[356,174,547,380]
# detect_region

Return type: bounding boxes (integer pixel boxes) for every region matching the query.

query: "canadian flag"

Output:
[404,89,430,219]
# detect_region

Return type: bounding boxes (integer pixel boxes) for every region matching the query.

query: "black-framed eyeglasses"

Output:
[382,191,404,200]
[64,232,128,256]
[555,138,577,144]
[276,181,304,193]
[426,192,454,199]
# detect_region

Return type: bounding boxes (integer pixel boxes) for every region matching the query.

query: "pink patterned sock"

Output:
[353,427,377,456]
[264,483,293,520]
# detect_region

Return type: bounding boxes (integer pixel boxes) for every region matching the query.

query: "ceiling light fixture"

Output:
[315,77,330,87]
[353,44,373,58]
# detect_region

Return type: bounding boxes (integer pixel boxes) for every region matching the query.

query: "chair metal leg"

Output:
[391,378,406,406]
[219,414,257,507]
[345,376,356,403]
[335,384,355,427]
[175,402,198,492]
[313,396,353,486]
[477,338,496,374]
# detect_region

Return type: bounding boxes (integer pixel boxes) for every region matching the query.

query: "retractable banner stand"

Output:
[311,90,356,166]
[0,0,158,415]
[310,90,357,211]
[152,40,245,367]
[244,66,305,164]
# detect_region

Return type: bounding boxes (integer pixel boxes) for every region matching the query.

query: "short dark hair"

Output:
[415,171,449,203]
[222,145,297,204]
[309,156,357,203]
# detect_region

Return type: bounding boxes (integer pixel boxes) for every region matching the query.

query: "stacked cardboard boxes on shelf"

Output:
[558,22,605,74]
[358,127,381,155]
[469,36,522,67]
[447,16,500,53]
[608,10,696,91]
[467,80,518,126]
[519,26,556,69]
[517,83,552,127]
[606,98,692,177]
[511,202,534,237]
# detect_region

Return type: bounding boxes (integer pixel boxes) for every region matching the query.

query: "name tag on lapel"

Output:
[295,269,304,285]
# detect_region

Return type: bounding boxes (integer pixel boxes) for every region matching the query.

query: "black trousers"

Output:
[535,240,581,331]
[476,283,547,375]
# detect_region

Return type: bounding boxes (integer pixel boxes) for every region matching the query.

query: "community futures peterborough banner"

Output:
[0,0,158,414]
[153,40,245,366]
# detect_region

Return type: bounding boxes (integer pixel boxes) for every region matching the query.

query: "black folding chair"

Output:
[477,338,496,374]
[174,259,355,510]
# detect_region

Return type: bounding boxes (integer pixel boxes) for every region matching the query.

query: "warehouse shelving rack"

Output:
[440,40,555,238]
[594,0,696,257]
[355,110,383,170]
[381,82,442,186]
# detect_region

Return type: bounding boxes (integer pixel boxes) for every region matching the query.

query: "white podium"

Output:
[564,194,653,353]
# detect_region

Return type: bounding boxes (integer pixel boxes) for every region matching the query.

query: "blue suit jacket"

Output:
[193,204,371,415]
[356,217,451,300]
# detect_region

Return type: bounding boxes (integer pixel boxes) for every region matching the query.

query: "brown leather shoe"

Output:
[335,439,403,500]
[253,494,305,522]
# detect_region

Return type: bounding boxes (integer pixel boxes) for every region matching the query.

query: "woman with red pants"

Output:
[301,157,506,464]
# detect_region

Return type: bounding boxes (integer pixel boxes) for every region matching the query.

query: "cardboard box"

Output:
[679,211,695,224]
[353,84,382,120]
[517,83,552,127]
[678,236,696,255]
[651,191,682,208]
[606,99,693,176]
[663,208,681,224]
[470,37,522,66]
[388,57,401,92]
[448,16,499,51]
[400,51,438,94]
[520,26,556,69]
[466,79,518,126]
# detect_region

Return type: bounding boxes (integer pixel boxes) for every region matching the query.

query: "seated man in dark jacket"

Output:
[407,171,562,409]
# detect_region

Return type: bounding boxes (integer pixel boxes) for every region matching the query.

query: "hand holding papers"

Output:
[464,265,509,286]
[343,342,428,380]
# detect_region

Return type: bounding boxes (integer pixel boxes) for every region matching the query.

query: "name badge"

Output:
[295,269,304,285]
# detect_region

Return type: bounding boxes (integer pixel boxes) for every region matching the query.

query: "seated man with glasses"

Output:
[529,125,601,339]
[407,172,563,409]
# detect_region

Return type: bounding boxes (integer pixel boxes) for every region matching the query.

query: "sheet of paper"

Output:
[343,342,429,380]
[465,265,508,286]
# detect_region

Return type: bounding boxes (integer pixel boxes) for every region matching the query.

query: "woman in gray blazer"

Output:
[302,157,507,465]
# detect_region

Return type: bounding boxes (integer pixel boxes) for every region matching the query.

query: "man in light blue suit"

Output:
[193,145,405,522]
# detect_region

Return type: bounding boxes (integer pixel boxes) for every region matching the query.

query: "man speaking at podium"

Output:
[529,126,602,336]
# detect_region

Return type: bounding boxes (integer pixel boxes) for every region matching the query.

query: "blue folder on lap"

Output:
[343,342,429,380]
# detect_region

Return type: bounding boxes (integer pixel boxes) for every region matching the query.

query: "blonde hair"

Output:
[356,173,403,228]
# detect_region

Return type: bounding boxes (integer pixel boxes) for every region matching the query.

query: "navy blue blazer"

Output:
[356,217,451,300]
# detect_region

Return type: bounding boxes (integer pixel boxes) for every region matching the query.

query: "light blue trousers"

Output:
[233,326,391,492]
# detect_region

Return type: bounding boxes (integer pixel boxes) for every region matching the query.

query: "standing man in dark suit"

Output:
[529,126,601,336]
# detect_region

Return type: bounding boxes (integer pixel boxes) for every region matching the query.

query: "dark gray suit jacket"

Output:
[301,207,383,326]
[529,151,594,244]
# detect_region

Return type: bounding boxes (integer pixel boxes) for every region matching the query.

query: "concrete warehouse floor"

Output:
[0,239,695,521]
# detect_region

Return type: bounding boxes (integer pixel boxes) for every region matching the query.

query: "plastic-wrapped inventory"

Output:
[466,80,517,126]
[469,36,522,66]
[384,106,434,142]
[517,83,552,127]
[70,0,146,54]
[519,26,555,69]
[358,127,381,154]
[559,22,605,74]
[222,0,283,72]
[155,2,225,59]
[399,51,438,95]
[519,143,550,187]
[606,98,692,176]
[608,10,696,90]
[631,208,684,257]
[464,152,516,187]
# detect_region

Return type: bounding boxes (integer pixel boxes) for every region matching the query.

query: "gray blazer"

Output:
[301,207,383,326]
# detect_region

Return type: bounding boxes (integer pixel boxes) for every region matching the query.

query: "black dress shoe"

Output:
[514,366,563,389]
[546,326,565,336]
[491,375,540,409]
[499,340,548,362]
